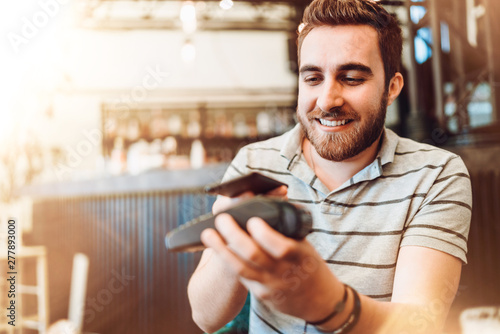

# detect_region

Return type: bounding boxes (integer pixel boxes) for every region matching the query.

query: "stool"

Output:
[0,246,49,333]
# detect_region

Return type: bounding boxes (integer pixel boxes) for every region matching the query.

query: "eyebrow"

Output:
[299,65,321,74]
[299,63,374,76]
[338,63,373,76]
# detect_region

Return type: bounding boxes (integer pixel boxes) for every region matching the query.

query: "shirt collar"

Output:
[377,127,399,167]
[280,123,304,163]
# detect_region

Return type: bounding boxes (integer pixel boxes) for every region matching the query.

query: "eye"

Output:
[342,76,366,86]
[303,75,323,86]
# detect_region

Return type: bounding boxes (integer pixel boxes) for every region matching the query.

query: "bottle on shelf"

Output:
[109,137,126,175]
[190,139,206,169]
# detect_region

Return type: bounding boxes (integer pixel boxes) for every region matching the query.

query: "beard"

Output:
[298,92,388,162]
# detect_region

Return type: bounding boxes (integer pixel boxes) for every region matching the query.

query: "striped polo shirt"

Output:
[221,124,472,334]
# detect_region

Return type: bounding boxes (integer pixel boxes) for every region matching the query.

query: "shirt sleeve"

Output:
[400,155,472,264]
[220,146,250,182]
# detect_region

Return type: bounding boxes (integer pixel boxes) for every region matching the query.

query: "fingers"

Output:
[212,196,234,214]
[214,213,252,256]
[237,190,256,199]
[201,227,260,281]
[212,185,287,214]
[266,185,288,199]
[216,214,276,270]
[201,214,276,279]
[212,191,255,214]
[246,217,298,260]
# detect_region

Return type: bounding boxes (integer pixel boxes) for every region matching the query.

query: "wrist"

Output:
[307,284,348,327]
[303,278,346,323]
[306,285,361,334]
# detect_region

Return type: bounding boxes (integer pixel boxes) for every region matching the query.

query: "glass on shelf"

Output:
[162,136,178,156]
[116,118,128,139]
[256,111,273,136]
[187,110,202,138]
[149,109,169,138]
[233,113,249,138]
[205,118,215,138]
[168,113,183,136]
[126,118,141,141]
[104,117,118,137]
[214,110,233,137]
[127,139,148,175]
[247,119,258,138]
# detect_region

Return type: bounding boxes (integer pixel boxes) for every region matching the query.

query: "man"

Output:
[188,0,472,333]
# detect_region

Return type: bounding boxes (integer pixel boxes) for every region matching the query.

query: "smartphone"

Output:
[204,172,287,197]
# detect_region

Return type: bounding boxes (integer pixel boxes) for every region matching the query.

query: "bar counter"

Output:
[23,163,229,198]
[23,163,229,334]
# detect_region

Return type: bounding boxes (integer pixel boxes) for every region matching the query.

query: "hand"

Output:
[200,213,342,322]
[212,185,288,214]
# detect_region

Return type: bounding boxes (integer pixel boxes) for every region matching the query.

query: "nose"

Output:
[316,79,344,112]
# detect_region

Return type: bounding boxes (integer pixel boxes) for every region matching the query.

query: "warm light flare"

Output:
[181,40,196,63]
[180,1,197,34]
[220,0,234,10]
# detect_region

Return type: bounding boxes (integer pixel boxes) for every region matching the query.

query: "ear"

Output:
[387,72,404,106]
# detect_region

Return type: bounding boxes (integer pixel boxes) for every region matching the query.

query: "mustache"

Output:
[307,107,359,120]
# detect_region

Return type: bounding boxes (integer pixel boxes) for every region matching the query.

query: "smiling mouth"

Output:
[317,118,353,127]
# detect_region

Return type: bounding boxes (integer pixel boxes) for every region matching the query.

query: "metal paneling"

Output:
[28,190,216,334]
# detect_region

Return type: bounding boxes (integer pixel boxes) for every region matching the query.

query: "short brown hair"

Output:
[297,0,402,88]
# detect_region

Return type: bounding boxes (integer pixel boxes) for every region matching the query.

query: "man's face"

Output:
[297,25,389,162]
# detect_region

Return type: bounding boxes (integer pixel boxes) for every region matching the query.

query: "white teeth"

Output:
[319,119,347,127]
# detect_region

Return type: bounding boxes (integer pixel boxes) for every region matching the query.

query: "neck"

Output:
[304,134,382,192]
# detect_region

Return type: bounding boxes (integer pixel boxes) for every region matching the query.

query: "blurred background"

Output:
[0,0,499,333]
